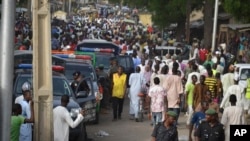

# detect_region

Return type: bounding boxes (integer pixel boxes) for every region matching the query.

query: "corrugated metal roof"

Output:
[227,24,250,30]
[218,13,231,20]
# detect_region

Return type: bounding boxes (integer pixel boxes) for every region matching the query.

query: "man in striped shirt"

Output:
[205,70,217,101]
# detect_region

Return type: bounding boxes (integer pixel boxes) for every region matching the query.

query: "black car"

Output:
[13,67,96,140]
[61,58,100,124]
[116,54,134,78]
[14,50,66,66]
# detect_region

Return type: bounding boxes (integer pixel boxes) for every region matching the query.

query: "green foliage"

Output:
[123,0,149,8]
[18,0,28,6]
[147,0,186,28]
[108,0,148,8]
[222,0,250,22]
[108,0,189,28]
[108,0,121,5]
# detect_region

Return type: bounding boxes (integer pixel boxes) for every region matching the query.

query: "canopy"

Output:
[53,10,67,21]
[16,7,27,13]
[227,24,250,31]
[123,19,135,24]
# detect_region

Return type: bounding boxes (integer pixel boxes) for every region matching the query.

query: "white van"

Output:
[234,64,250,89]
[155,46,190,66]
[155,46,181,58]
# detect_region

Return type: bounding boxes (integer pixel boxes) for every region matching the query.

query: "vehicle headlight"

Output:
[70,108,82,118]
[84,101,95,109]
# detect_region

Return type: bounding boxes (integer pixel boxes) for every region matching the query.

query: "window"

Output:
[240,68,250,80]
[64,64,97,82]
[15,76,72,96]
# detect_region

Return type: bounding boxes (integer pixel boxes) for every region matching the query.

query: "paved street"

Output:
[87,97,189,141]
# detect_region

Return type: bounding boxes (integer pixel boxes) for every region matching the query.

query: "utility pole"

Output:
[212,0,219,52]
[27,0,32,20]
[0,0,15,140]
[32,0,53,141]
[185,0,191,44]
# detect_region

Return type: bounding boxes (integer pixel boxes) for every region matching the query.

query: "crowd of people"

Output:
[11,3,250,141]
[90,33,250,141]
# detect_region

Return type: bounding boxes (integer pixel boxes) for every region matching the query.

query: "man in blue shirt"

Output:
[189,101,209,141]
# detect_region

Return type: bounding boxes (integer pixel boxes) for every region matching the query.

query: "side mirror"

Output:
[76,91,88,98]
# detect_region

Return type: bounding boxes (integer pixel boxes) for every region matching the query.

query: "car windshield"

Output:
[95,53,113,69]
[15,76,72,96]
[240,68,250,80]
[117,57,133,69]
[64,64,97,82]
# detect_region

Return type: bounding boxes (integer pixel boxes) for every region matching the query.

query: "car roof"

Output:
[14,50,67,61]
[64,58,92,64]
[234,64,250,68]
[76,39,121,55]
[79,39,111,44]
[155,46,181,50]
[14,70,65,77]
[65,62,93,67]
[14,50,32,55]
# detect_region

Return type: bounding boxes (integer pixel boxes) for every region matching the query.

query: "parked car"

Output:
[234,64,250,89]
[116,54,134,77]
[76,39,121,72]
[76,39,121,55]
[58,58,100,124]
[14,50,66,66]
[13,64,96,140]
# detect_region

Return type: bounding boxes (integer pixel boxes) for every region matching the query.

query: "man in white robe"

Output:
[185,64,200,89]
[15,82,31,104]
[221,94,245,141]
[221,65,235,96]
[138,58,146,74]
[129,66,146,121]
[19,90,32,141]
[220,79,247,111]
[54,95,85,141]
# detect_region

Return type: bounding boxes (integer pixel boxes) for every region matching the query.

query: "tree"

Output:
[108,0,186,29]
[108,0,215,46]
[222,0,250,23]
[203,0,214,48]
[145,0,187,41]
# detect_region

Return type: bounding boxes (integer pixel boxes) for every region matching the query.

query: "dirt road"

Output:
[87,97,189,141]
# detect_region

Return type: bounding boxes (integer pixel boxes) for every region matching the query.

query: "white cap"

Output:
[22,82,31,91]
[215,51,221,55]
[155,56,161,61]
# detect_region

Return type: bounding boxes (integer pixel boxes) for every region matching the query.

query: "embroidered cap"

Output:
[22,82,31,91]
[167,111,177,118]
[205,108,217,115]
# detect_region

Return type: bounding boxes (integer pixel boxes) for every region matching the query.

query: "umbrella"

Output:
[16,7,27,13]
[123,19,135,24]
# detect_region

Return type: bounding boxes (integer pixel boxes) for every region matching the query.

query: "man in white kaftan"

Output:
[220,80,248,111]
[221,94,246,141]
[129,66,146,119]
[18,82,33,141]
[19,98,32,141]
[54,95,84,141]
[221,66,235,96]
